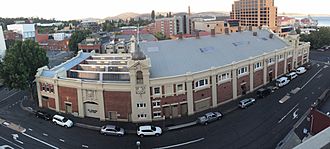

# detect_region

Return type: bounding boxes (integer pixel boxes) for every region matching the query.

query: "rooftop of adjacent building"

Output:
[293,126,330,149]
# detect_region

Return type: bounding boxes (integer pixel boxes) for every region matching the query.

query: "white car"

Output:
[286,72,298,80]
[276,77,290,87]
[52,114,73,128]
[137,125,162,137]
[296,67,306,75]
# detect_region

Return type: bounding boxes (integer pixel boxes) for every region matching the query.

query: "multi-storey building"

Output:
[0,26,6,60]
[36,28,310,122]
[78,37,102,53]
[6,24,36,41]
[230,0,278,31]
[152,14,192,37]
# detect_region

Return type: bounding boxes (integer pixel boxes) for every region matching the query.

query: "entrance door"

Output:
[109,111,117,120]
[163,106,171,118]
[84,102,99,118]
[172,105,179,118]
[241,84,247,95]
[65,103,72,114]
[268,71,273,82]
[180,103,188,116]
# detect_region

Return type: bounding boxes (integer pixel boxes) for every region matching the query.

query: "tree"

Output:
[0,40,48,98]
[68,30,91,53]
[300,27,330,49]
[151,10,155,21]
[154,32,168,40]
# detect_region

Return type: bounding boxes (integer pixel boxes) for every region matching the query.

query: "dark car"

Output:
[256,87,272,98]
[35,110,52,120]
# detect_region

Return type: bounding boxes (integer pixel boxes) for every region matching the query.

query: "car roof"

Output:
[205,112,215,116]
[241,98,254,102]
[139,125,153,130]
[277,77,288,81]
[53,114,64,119]
[104,125,117,129]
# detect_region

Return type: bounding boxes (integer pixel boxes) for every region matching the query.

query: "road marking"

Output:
[301,68,323,89]
[293,109,299,119]
[12,134,23,144]
[0,136,24,149]
[42,133,48,136]
[22,132,59,149]
[153,138,205,149]
[0,91,20,103]
[59,139,65,142]
[316,74,323,79]
[279,95,290,104]
[82,145,89,148]
[304,97,308,100]
[28,128,33,131]
[278,103,299,123]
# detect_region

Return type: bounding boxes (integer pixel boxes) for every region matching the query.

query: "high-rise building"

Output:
[230,0,278,31]
[0,26,6,61]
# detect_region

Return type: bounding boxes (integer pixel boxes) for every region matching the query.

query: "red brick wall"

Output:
[58,86,78,113]
[267,65,276,82]
[103,91,131,119]
[277,61,285,76]
[287,57,293,71]
[217,81,233,103]
[158,94,187,105]
[310,108,330,135]
[193,88,212,101]
[253,69,264,88]
[42,100,47,108]
[237,75,250,96]
[48,98,56,109]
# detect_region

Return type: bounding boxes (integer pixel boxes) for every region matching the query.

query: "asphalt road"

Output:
[0,53,329,149]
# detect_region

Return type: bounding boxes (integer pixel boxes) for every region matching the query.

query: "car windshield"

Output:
[151,126,156,131]
[63,118,68,122]
[115,126,120,131]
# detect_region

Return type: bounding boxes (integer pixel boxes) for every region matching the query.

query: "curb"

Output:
[75,123,101,131]
[167,121,197,131]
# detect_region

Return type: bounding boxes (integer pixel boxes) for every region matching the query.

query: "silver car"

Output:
[100,125,125,136]
[239,98,256,108]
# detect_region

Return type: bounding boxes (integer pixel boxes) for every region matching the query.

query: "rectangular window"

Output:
[137,103,146,108]
[153,111,161,118]
[152,100,161,108]
[288,51,293,57]
[219,73,230,81]
[154,87,161,95]
[176,84,183,91]
[268,57,275,65]
[138,114,147,118]
[195,79,208,88]
[254,62,262,70]
[238,66,248,75]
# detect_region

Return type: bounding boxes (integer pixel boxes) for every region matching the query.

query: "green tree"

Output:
[154,32,168,40]
[300,27,330,49]
[151,10,155,21]
[0,40,48,98]
[68,30,91,53]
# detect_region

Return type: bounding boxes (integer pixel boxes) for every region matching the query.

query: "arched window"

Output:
[136,71,143,84]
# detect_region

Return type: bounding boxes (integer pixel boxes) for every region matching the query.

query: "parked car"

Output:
[256,87,272,98]
[197,112,223,125]
[303,62,312,70]
[296,67,307,75]
[100,125,125,136]
[286,72,298,80]
[52,115,73,128]
[239,98,256,108]
[137,125,162,137]
[276,77,290,87]
[35,110,51,121]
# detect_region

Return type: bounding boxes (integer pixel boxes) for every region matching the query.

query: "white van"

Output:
[276,77,290,87]
[52,115,73,128]
[286,72,298,80]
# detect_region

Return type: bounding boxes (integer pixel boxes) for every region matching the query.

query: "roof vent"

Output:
[253,32,257,36]
[238,26,242,32]
[258,26,262,30]
[195,31,200,39]
[225,28,230,35]
[211,29,216,37]
[249,26,253,31]
[269,33,274,39]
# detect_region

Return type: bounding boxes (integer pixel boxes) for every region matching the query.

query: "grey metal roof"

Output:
[140,29,289,78]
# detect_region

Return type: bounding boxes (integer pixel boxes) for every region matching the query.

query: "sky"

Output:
[1,0,329,20]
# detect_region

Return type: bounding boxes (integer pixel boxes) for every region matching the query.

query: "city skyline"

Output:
[1,0,330,20]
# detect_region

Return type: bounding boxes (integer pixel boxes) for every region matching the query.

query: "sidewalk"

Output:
[21,87,265,134]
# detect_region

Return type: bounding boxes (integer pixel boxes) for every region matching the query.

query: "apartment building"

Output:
[152,14,192,37]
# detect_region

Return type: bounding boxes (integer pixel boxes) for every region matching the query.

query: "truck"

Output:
[197,112,223,125]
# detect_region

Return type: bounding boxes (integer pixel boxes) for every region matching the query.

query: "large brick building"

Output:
[36,28,310,122]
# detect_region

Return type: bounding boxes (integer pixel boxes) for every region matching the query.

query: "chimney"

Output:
[195,31,200,39]
[211,29,215,37]
[249,26,253,31]
[225,28,229,35]
[238,26,242,32]
[269,33,274,39]
[253,32,257,36]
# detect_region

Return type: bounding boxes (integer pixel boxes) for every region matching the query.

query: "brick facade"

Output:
[217,81,233,103]
[277,61,285,76]
[103,91,131,119]
[58,86,78,113]
[193,88,212,101]
[267,65,276,82]
[287,57,293,71]
[48,98,56,109]
[253,69,264,88]
[158,94,187,105]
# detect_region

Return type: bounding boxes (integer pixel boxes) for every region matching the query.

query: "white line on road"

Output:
[0,136,24,149]
[22,132,59,149]
[293,109,299,119]
[278,103,299,123]
[42,133,48,136]
[0,91,20,103]
[82,145,89,148]
[153,138,205,149]
[301,68,323,89]
[59,139,65,142]
[28,128,33,131]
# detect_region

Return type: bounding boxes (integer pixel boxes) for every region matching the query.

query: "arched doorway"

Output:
[84,101,99,118]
